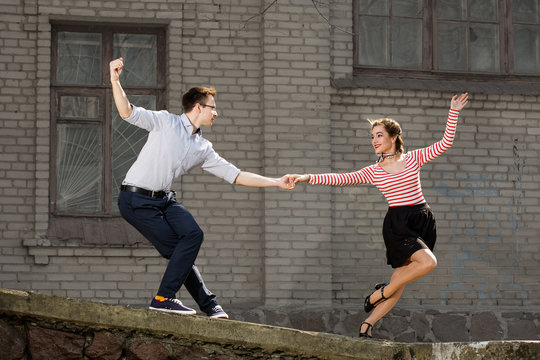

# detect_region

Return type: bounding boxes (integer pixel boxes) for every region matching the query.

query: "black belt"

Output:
[120,185,167,198]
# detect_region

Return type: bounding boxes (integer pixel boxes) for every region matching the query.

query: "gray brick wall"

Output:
[261,0,333,305]
[0,0,38,259]
[0,0,539,338]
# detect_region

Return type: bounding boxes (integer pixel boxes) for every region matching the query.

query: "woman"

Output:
[291,93,469,338]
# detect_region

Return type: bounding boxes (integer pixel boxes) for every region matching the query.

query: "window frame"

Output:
[352,0,540,82]
[50,22,167,218]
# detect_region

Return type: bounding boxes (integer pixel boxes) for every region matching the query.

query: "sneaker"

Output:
[149,296,196,315]
[206,305,229,319]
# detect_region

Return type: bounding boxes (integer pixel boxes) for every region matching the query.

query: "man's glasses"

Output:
[199,103,216,110]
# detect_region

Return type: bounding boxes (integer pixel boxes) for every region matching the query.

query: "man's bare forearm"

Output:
[234,171,281,187]
[111,80,132,119]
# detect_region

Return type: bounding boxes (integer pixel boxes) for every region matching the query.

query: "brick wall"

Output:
[260,0,333,305]
[0,0,539,337]
[0,0,39,287]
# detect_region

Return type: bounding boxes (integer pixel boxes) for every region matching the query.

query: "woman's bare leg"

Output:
[361,285,405,336]
[368,249,437,305]
[360,249,437,336]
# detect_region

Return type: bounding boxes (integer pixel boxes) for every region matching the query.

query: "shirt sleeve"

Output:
[122,105,171,132]
[409,108,460,167]
[201,145,241,184]
[308,165,375,186]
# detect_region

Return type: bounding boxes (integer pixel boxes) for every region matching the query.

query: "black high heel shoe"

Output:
[359,321,373,338]
[363,282,388,313]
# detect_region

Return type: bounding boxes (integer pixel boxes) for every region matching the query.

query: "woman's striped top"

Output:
[308,109,460,207]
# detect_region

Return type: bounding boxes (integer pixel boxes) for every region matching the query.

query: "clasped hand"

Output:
[277,174,309,190]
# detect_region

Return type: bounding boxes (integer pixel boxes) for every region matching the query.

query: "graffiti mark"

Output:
[511,138,526,238]
[434,166,528,305]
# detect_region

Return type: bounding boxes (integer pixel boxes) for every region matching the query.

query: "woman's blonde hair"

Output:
[368,118,404,154]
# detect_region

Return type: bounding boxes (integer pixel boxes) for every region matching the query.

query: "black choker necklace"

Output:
[377,153,397,163]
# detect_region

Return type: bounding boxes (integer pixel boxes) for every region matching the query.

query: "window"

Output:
[436,0,500,72]
[513,0,540,74]
[353,0,540,76]
[51,24,166,216]
[356,0,424,69]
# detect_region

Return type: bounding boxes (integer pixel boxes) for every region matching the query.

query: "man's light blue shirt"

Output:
[122,105,240,191]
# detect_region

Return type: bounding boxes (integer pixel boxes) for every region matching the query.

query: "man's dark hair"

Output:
[182,86,216,112]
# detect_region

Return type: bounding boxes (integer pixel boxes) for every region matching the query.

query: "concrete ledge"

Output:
[0,289,538,359]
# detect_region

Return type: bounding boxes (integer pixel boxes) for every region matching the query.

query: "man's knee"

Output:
[188,227,204,243]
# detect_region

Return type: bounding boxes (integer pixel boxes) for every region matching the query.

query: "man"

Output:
[110,57,293,318]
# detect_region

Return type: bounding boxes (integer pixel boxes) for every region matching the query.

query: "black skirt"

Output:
[383,203,436,268]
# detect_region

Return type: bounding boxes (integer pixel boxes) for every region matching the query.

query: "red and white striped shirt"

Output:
[309,109,460,207]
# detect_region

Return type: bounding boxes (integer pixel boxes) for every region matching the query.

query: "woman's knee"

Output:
[412,249,437,273]
[423,254,437,273]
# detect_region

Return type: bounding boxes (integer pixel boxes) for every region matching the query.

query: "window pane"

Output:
[111,95,155,211]
[358,16,389,66]
[514,25,540,73]
[113,34,157,86]
[392,18,422,68]
[470,24,499,72]
[513,0,539,23]
[358,0,388,15]
[437,0,467,20]
[392,0,423,17]
[438,22,467,70]
[56,32,101,85]
[56,124,102,213]
[59,96,99,119]
[470,0,498,21]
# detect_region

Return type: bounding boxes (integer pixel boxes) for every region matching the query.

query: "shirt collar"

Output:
[180,113,201,135]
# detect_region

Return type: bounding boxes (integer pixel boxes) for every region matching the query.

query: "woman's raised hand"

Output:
[451,93,469,111]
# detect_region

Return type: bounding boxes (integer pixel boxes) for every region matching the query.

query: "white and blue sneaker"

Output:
[149,296,196,315]
[206,305,229,319]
